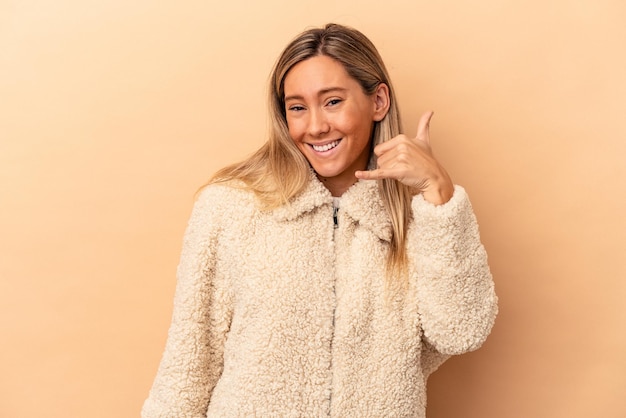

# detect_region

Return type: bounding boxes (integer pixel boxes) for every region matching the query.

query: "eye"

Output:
[287,104,306,112]
[326,98,342,107]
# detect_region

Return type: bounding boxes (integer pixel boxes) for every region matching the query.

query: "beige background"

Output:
[1,0,625,417]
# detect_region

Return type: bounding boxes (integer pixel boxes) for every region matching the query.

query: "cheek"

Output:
[338,110,369,137]
[286,118,305,141]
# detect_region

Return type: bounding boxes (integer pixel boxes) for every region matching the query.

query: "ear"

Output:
[372,83,390,122]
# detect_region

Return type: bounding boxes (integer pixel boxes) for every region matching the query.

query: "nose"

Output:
[308,109,330,137]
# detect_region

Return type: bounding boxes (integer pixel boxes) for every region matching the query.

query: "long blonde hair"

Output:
[210,23,413,282]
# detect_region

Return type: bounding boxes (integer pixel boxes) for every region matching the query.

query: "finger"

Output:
[416,111,434,144]
[372,135,404,157]
[355,168,389,180]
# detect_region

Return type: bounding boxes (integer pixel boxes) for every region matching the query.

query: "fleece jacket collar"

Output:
[271,170,393,242]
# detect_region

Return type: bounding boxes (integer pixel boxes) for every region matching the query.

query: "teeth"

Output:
[312,140,340,152]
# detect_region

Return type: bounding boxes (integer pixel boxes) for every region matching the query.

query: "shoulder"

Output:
[195,181,257,211]
[184,181,259,234]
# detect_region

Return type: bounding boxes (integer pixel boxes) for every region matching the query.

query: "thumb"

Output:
[416,111,434,144]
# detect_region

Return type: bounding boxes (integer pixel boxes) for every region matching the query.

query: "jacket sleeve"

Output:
[142,186,233,418]
[411,185,498,355]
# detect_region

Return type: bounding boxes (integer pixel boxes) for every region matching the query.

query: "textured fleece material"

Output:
[142,174,498,418]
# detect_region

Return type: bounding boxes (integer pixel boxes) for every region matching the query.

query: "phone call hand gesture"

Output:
[355,111,454,205]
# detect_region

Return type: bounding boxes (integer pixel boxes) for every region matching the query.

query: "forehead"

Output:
[283,55,359,98]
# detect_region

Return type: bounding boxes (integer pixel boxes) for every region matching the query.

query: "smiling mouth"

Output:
[311,139,341,152]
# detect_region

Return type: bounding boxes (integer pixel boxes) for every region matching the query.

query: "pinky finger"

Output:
[355,169,387,180]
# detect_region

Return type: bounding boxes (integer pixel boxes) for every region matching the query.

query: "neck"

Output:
[316,174,356,197]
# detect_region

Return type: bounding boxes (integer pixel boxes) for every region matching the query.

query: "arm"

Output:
[355,111,496,352]
[411,186,497,355]
[142,186,233,418]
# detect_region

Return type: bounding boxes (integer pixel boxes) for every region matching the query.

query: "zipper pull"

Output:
[333,206,339,229]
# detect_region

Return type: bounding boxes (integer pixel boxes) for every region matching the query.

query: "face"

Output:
[283,55,389,196]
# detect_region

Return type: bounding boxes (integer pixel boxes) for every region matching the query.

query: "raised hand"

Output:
[355,111,454,205]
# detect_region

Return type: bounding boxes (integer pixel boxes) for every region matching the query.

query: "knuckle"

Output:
[396,142,410,153]
[396,153,410,163]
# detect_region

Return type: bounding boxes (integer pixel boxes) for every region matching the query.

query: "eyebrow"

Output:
[284,87,348,102]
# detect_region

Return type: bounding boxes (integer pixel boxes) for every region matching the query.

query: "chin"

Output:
[311,165,342,179]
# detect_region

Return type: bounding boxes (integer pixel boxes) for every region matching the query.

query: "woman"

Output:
[142,23,497,418]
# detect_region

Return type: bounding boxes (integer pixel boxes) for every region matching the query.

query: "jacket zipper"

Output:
[329,205,339,415]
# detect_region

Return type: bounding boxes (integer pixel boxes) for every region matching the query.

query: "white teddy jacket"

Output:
[142,173,497,418]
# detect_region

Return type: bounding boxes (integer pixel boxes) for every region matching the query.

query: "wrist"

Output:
[422,173,454,206]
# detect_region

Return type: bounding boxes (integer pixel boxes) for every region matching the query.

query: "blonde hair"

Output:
[209,23,412,283]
